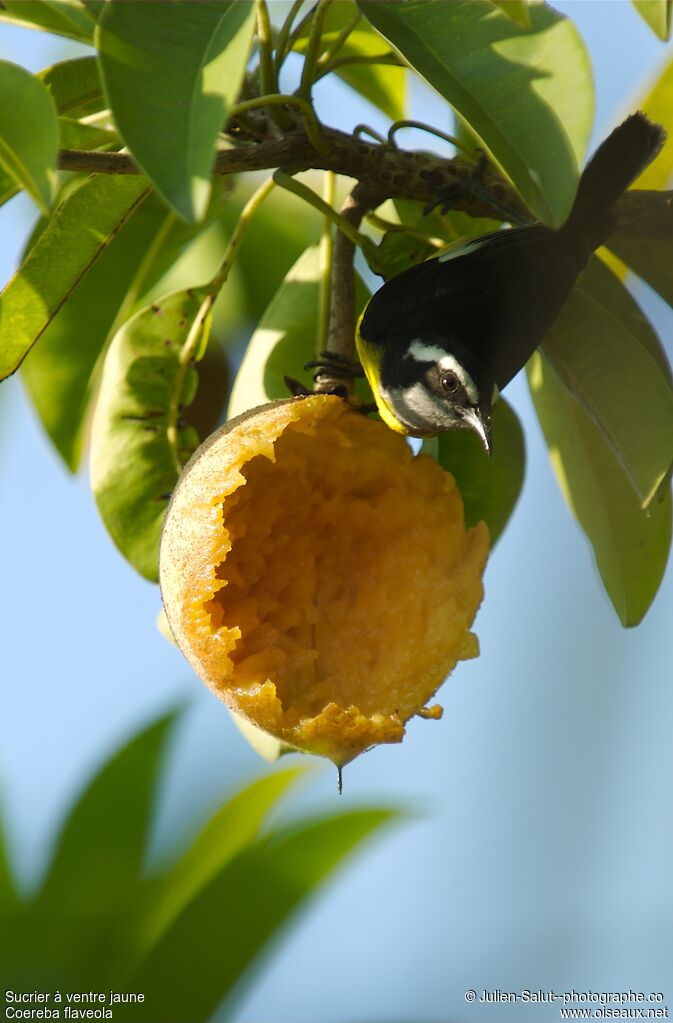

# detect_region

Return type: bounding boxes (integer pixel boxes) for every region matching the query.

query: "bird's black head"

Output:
[378,340,494,452]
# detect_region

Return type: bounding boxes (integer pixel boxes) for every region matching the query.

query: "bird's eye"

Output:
[440,370,460,394]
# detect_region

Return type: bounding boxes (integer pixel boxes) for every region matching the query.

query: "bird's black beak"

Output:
[461,406,492,456]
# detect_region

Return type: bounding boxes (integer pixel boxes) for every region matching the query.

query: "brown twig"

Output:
[313,182,384,396]
[57,132,673,240]
[56,126,526,221]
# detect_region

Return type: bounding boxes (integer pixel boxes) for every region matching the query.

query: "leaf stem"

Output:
[299,0,332,101]
[207,176,275,299]
[388,119,479,158]
[229,93,326,154]
[315,52,403,82]
[110,209,176,335]
[318,170,336,356]
[315,11,361,70]
[274,0,307,71]
[353,123,387,144]
[255,0,285,127]
[366,211,444,247]
[167,291,212,475]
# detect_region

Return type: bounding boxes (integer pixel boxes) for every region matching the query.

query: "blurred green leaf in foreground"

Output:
[0,710,398,1021]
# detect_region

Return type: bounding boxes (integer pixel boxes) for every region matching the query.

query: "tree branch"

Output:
[313,182,384,396]
[57,126,673,239]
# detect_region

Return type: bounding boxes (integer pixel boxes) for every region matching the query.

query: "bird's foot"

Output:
[424,152,531,225]
[304,350,365,385]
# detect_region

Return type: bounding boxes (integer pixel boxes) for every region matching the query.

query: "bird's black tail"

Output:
[564,112,665,249]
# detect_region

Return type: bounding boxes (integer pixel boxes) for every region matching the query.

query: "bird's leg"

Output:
[304,349,365,379]
[424,152,532,225]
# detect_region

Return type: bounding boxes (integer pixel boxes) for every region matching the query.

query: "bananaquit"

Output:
[356,113,665,453]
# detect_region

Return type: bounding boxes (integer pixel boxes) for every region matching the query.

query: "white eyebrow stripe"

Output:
[408,340,448,363]
[407,341,479,405]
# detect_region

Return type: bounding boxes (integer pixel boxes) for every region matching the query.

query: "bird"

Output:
[355,112,666,453]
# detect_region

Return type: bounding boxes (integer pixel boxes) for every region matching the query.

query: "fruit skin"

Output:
[160,394,489,766]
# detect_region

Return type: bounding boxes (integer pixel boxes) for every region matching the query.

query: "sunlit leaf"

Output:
[541,258,673,507]
[219,182,323,324]
[39,56,105,118]
[358,0,594,226]
[21,196,175,471]
[97,0,256,221]
[424,398,525,546]
[57,115,116,150]
[529,352,671,626]
[0,167,16,209]
[608,234,673,311]
[90,288,212,581]
[490,0,532,29]
[0,174,149,380]
[0,0,96,42]
[631,50,673,190]
[138,769,305,951]
[228,246,372,419]
[605,48,673,299]
[631,0,672,40]
[0,60,58,212]
[125,810,397,1022]
[293,0,405,120]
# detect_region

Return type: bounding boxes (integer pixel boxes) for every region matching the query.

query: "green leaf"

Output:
[0,794,17,912]
[393,198,500,245]
[631,49,673,190]
[358,0,594,226]
[97,0,256,221]
[541,258,673,508]
[81,0,106,18]
[126,810,397,1022]
[376,229,438,277]
[0,60,58,212]
[31,711,179,987]
[229,246,372,419]
[0,59,107,211]
[138,769,305,951]
[528,352,671,626]
[0,174,149,381]
[608,235,673,311]
[490,0,532,28]
[57,115,117,150]
[0,166,16,209]
[219,183,323,324]
[39,56,105,118]
[90,288,212,581]
[293,0,405,120]
[0,0,96,42]
[38,712,177,911]
[424,398,525,546]
[603,50,673,306]
[21,196,175,471]
[631,0,672,39]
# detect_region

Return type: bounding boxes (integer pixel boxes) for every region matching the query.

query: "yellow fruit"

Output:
[160,395,489,766]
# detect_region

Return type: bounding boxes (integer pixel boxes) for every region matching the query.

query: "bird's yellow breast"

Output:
[355,323,408,434]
